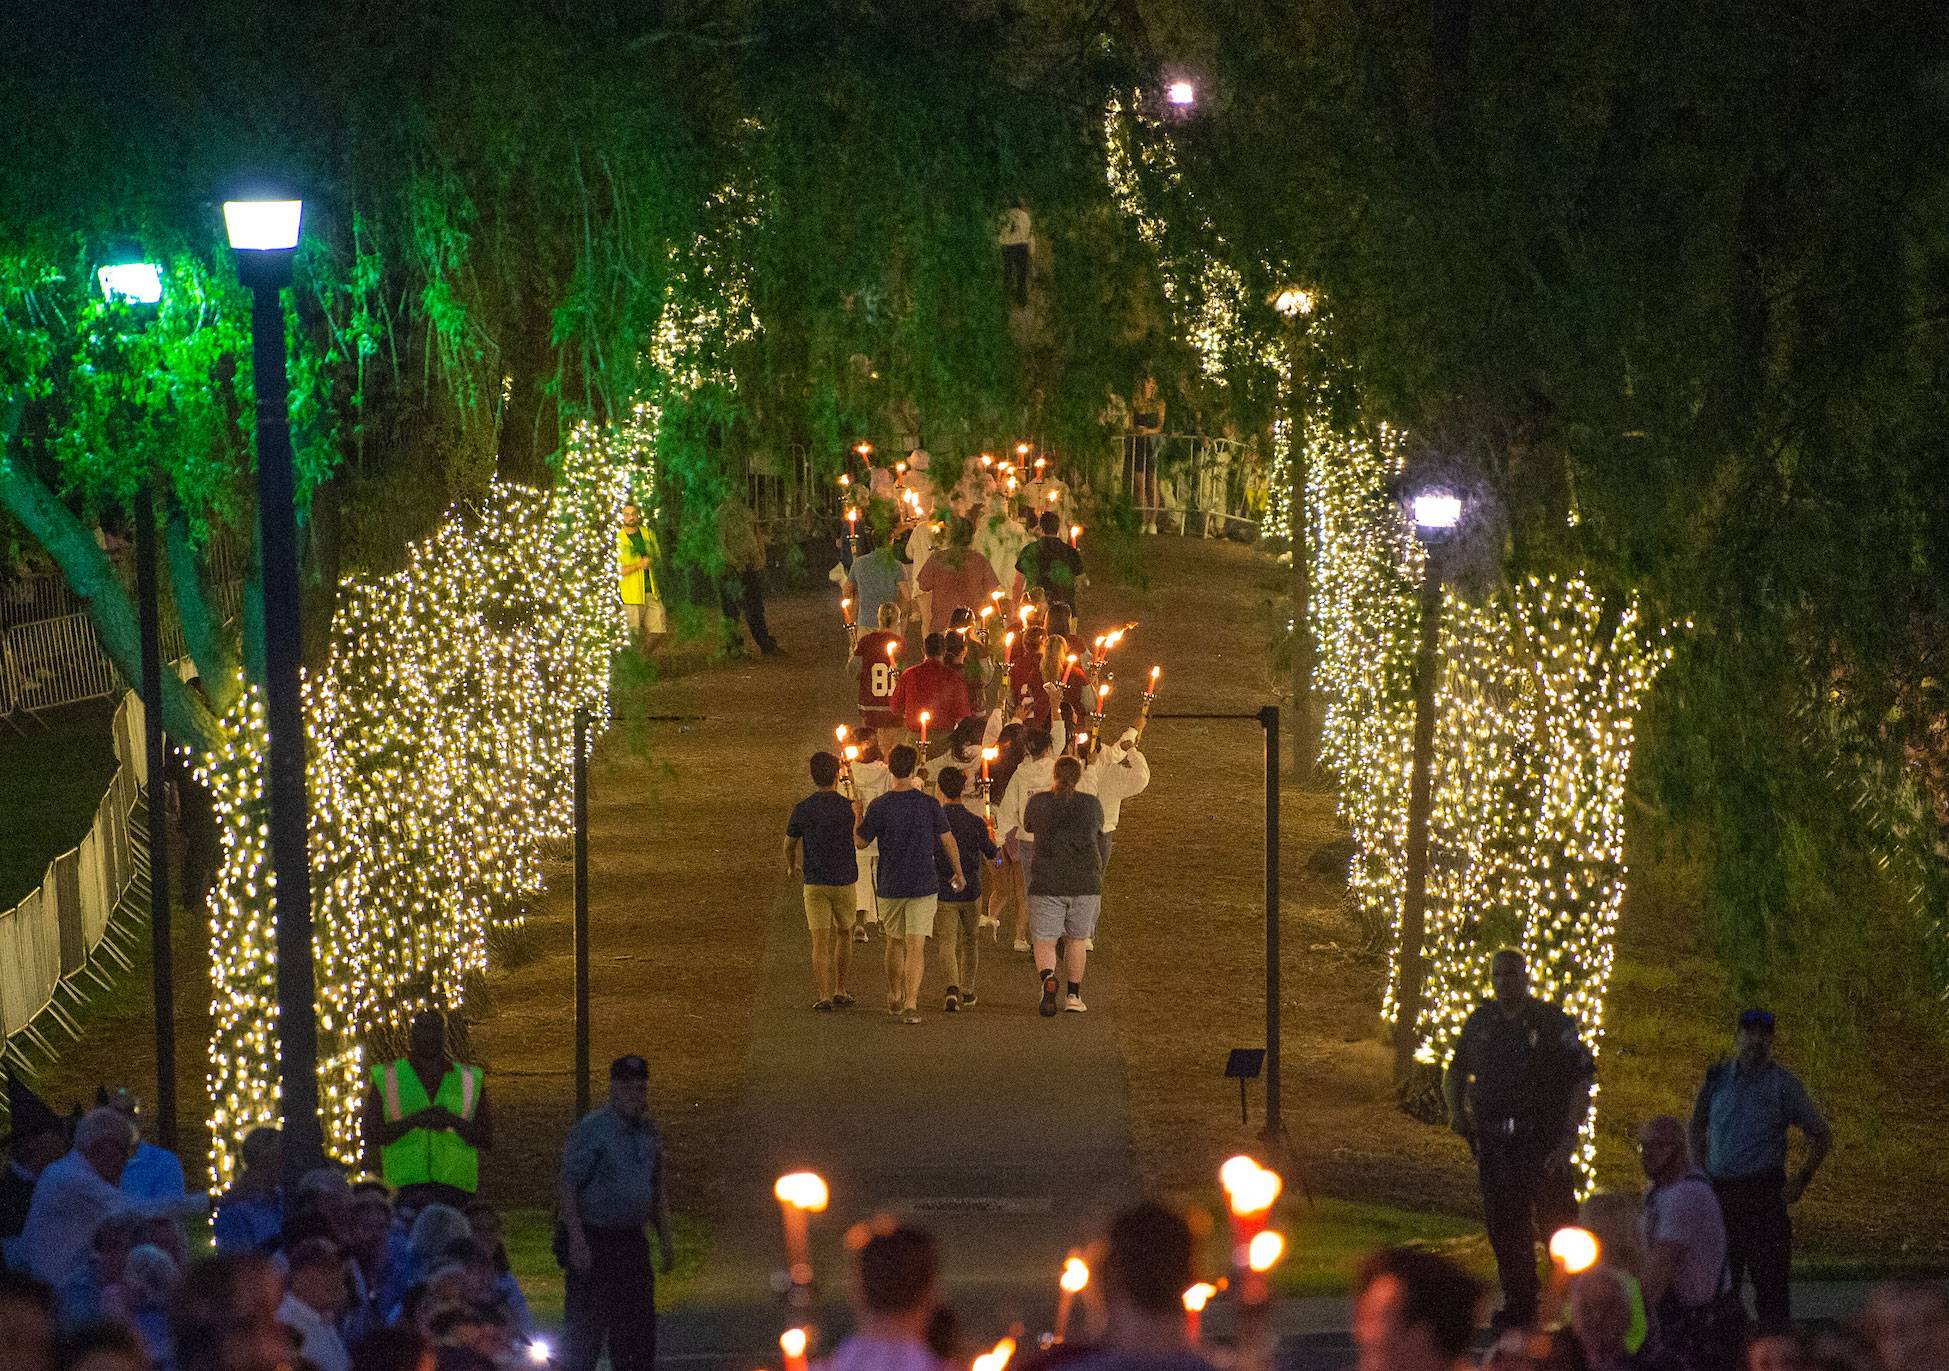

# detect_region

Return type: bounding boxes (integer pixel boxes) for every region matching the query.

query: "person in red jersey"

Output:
[888,633,973,744]
[854,602,905,729]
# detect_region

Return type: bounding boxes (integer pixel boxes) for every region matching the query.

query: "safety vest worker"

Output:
[361,1010,492,1209]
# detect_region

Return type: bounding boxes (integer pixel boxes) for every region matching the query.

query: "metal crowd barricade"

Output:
[1118,431,1264,539]
[0,689,157,1079]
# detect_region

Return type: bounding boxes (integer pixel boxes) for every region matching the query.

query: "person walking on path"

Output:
[1024,755,1105,1017]
[855,744,966,1024]
[1080,728,1151,873]
[362,1010,493,1214]
[558,1055,676,1371]
[617,501,665,655]
[717,493,781,657]
[849,728,894,941]
[995,711,1065,951]
[932,766,998,1013]
[916,519,1000,636]
[1636,1114,1739,1371]
[888,633,973,744]
[1687,1008,1831,1332]
[787,752,861,1010]
[819,1221,947,1371]
[1011,511,1085,612]
[1441,948,1596,1330]
[849,543,912,656]
[855,604,906,732]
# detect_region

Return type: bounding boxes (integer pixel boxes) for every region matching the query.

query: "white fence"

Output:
[0,689,153,1077]
[1117,431,1264,538]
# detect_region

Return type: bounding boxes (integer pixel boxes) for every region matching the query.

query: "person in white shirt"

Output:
[850,730,895,942]
[18,1107,136,1289]
[278,1237,352,1371]
[1076,729,1152,951]
[817,1222,947,1371]
[974,504,1032,593]
[994,707,1066,952]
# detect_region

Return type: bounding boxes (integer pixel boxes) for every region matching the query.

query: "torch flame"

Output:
[972,1338,1017,1371]
[780,1328,809,1358]
[981,746,999,761]
[1183,1283,1217,1313]
[1060,1256,1090,1293]
[1219,1156,1282,1216]
[773,1172,830,1213]
[835,724,849,743]
[843,745,859,761]
[1247,1230,1286,1273]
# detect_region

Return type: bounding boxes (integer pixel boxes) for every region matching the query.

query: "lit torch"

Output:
[1219,1156,1283,1307]
[780,1327,810,1371]
[1136,665,1161,741]
[1183,1282,1217,1344]
[772,1172,829,1308]
[1069,523,1081,549]
[1054,1254,1089,1344]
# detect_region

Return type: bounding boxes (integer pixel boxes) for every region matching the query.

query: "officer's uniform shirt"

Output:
[561,1107,661,1230]
[1452,995,1594,1135]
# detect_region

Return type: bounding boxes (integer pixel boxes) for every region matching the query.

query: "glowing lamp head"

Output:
[1060,1256,1090,1293]
[780,1328,809,1359]
[525,1338,552,1364]
[96,261,164,306]
[1166,79,1196,107]
[1409,490,1464,534]
[222,198,303,252]
[1246,1230,1286,1272]
[1273,287,1317,319]
[1183,1282,1217,1313]
[1549,1226,1600,1275]
[773,1171,830,1213]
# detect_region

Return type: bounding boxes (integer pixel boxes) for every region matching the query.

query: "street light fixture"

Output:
[224,188,326,1183]
[1271,286,1315,319]
[1165,79,1197,108]
[1394,481,1467,1078]
[97,241,176,1151]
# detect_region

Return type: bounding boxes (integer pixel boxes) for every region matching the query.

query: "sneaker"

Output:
[832,992,856,1008]
[1039,976,1060,1018]
[944,987,960,1013]
[1013,938,1031,953]
[1065,994,1088,1013]
[853,925,869,944]
[813,998,834,1012]
[900,1009,923,1025]
[960,992,978,1007]
[1084,938,1095,951]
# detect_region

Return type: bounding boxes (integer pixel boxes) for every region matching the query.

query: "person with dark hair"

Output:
[426,1302,509,1371]
[848,726,895,943]
[463,1202,533,1335]
[916,517,1001,637]
[824,1221,943,1371]
[54,1322,147,1371]
[888,633,973,744]
[932,767,998,1013]
[351,1326,435,1371]
[996,715,1066,954]
[787,751,862,1010]
[0,1269,59,1371]
[211,1127,283,1256]
[172,1252,291,1371]
[1688,1009,1830,1332]
[362,1011,493,1214]
[557,1056,674,1371]
[279,1237,352,1371]
[1058,1202,1216,1371]
[1011,510,1085,610]
[54,1211,140,1327]
[1353,1247,1483,1371]
[717,493,781,657]
[3,1074,68,1251]
[1441,949,1595,1330]
[856,745,965,1024]
[1024,755,1105,1016]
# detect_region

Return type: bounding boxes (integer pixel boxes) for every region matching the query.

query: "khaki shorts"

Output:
[625,597,667,637]
[877,894,938,940]
[802,884,856,934]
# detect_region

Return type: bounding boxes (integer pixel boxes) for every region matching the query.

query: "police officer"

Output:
[1688,1008,1831,1332]
[558,1054,676,1371]
[1443,948,1595,1329]
[361,1009,492,1212]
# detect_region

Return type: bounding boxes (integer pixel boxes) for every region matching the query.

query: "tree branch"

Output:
[0,390,223,753]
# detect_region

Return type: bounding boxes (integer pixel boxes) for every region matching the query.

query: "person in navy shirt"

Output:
[786,752,863,1011]
[933,767,999,1013]
[855,745,965,1024]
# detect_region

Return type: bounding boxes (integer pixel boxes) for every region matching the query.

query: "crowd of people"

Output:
[786,448,1152,1022]
[0,1022,679,1371]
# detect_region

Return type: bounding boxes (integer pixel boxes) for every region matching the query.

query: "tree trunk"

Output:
[0,395,222,752]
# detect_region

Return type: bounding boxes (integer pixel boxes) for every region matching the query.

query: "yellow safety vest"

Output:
[618,526,660,605]
[372,1058,483,1193]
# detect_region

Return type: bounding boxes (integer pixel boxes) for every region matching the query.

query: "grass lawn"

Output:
[502,1207,715,1327]
[0,699,119,907]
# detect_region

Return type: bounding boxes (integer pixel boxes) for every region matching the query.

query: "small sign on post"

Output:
[1224,1048,1266,1126]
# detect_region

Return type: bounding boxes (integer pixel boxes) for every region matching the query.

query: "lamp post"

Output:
[1393,488,1463,1078]
[99,247,176,1151]
[224,193,325,1180]
[1272,285,1319,783]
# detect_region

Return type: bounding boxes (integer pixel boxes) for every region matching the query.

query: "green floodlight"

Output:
[96,260,164,305]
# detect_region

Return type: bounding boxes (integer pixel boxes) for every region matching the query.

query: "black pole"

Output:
[244,271,325,1183]
[1394,569,1444,1077]
[1286,326,1320,784]
[135,487,177,1151]
[573,706,591,1120]
[1258,704,1282,1138]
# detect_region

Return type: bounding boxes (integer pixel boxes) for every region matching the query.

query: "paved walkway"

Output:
[660,629,1140,1360]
